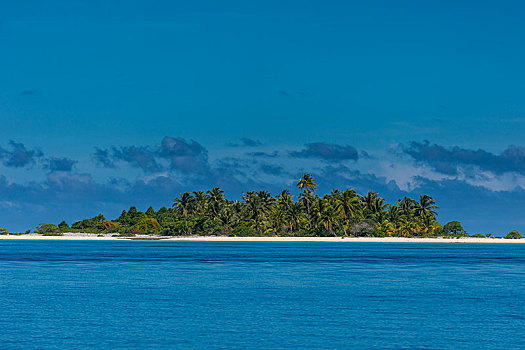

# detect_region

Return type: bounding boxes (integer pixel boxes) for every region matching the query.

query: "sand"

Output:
[0,233,524,243]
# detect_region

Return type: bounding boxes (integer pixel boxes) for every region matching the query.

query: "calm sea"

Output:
[0,241,524,349]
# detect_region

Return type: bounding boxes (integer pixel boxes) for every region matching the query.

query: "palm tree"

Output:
[191,191,207,216]
[297,174,317,212]
[419,212,436,235]
[287,202,304,234]
[387,204,403,234]
[173,192,193,233]
[297,173,318,195]
[318,198,337,236]
[244,191,275,233]
[361,191,386,221]
[276,190,294,232]
[335,189,361,235]
[277,190,293,208]
[218,204,237,234]
[297,174,318,226]
[207,187,225,218]
[399,217,418,237]
[376,219,394,236]
[415,194,439,219]
[361,191,377,211]
[397,196,417,217]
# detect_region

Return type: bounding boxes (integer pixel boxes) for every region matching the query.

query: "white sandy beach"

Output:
[1,233,524,243]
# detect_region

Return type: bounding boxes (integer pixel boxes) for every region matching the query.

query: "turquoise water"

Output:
[0,241,524,349]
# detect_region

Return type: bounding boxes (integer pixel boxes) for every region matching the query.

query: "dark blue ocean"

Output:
[0,241,524,349]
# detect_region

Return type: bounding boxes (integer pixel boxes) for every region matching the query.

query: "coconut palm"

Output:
[287,202,304,233]
[191,191,207,216]
[387,204,403,234]
[376,219,394,236]
[243,191,274,233]
[415,194,439,219]
[361,191,377,211]
[277,190,293,208]
[173,192,193,233]
[318,198,337,236]
[361,191,386,221]
[218,204,237,234]
[275,190,294,232]
[207,187,225,218]
[397,196,418,217]
[339,189,361,218]
[335,189,361,235]
[297,173,318,215]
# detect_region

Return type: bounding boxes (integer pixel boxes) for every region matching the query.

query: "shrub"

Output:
[116,207,147,226]
[42,232,63,236]
[35,224,60,235]
[470,234,485,238]
[505,230,522,239]
[0,227,9,235]
[350,222,377,237]
[202,218,223,235]
[71,214,106,231]
[102,221,119,231]
[118,232,135,237]
[58,221,70,232]
[442,221,467,236]
[131,218,161,234]
[160,221,187,236]
[231,225,256,237]
[293,229,318,237]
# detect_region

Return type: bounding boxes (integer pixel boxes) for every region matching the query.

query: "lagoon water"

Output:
[0,241,524,349]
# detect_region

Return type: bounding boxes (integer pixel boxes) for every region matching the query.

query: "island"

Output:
[1,174,523,241]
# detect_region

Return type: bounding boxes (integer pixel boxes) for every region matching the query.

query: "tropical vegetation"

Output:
[505,230,522,239]
[24,174,496,238]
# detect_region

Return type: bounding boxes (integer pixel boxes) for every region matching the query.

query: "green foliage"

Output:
[35,224,60,234]
[145,206,156,218]
[160,220,188,236]
[48,174,463,238]
[71,214,106,231]
[131,218,161,234]
[116,207,147,227]
[231,225,256,237]
[442,221,467,236]
[293,229,318,237]
[470,234,485,238]
[505,230,522,239]
[58,221,70,232]
[118,232,136,237]
[202,218,223,235]
[102,221,119,231]
[0,227,9,235]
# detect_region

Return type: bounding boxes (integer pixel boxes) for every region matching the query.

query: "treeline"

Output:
[29,173,497,238]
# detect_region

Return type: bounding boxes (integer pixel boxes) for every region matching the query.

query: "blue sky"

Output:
[1,1,525,234]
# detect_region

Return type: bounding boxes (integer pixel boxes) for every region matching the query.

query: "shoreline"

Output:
[0,233,524,243]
